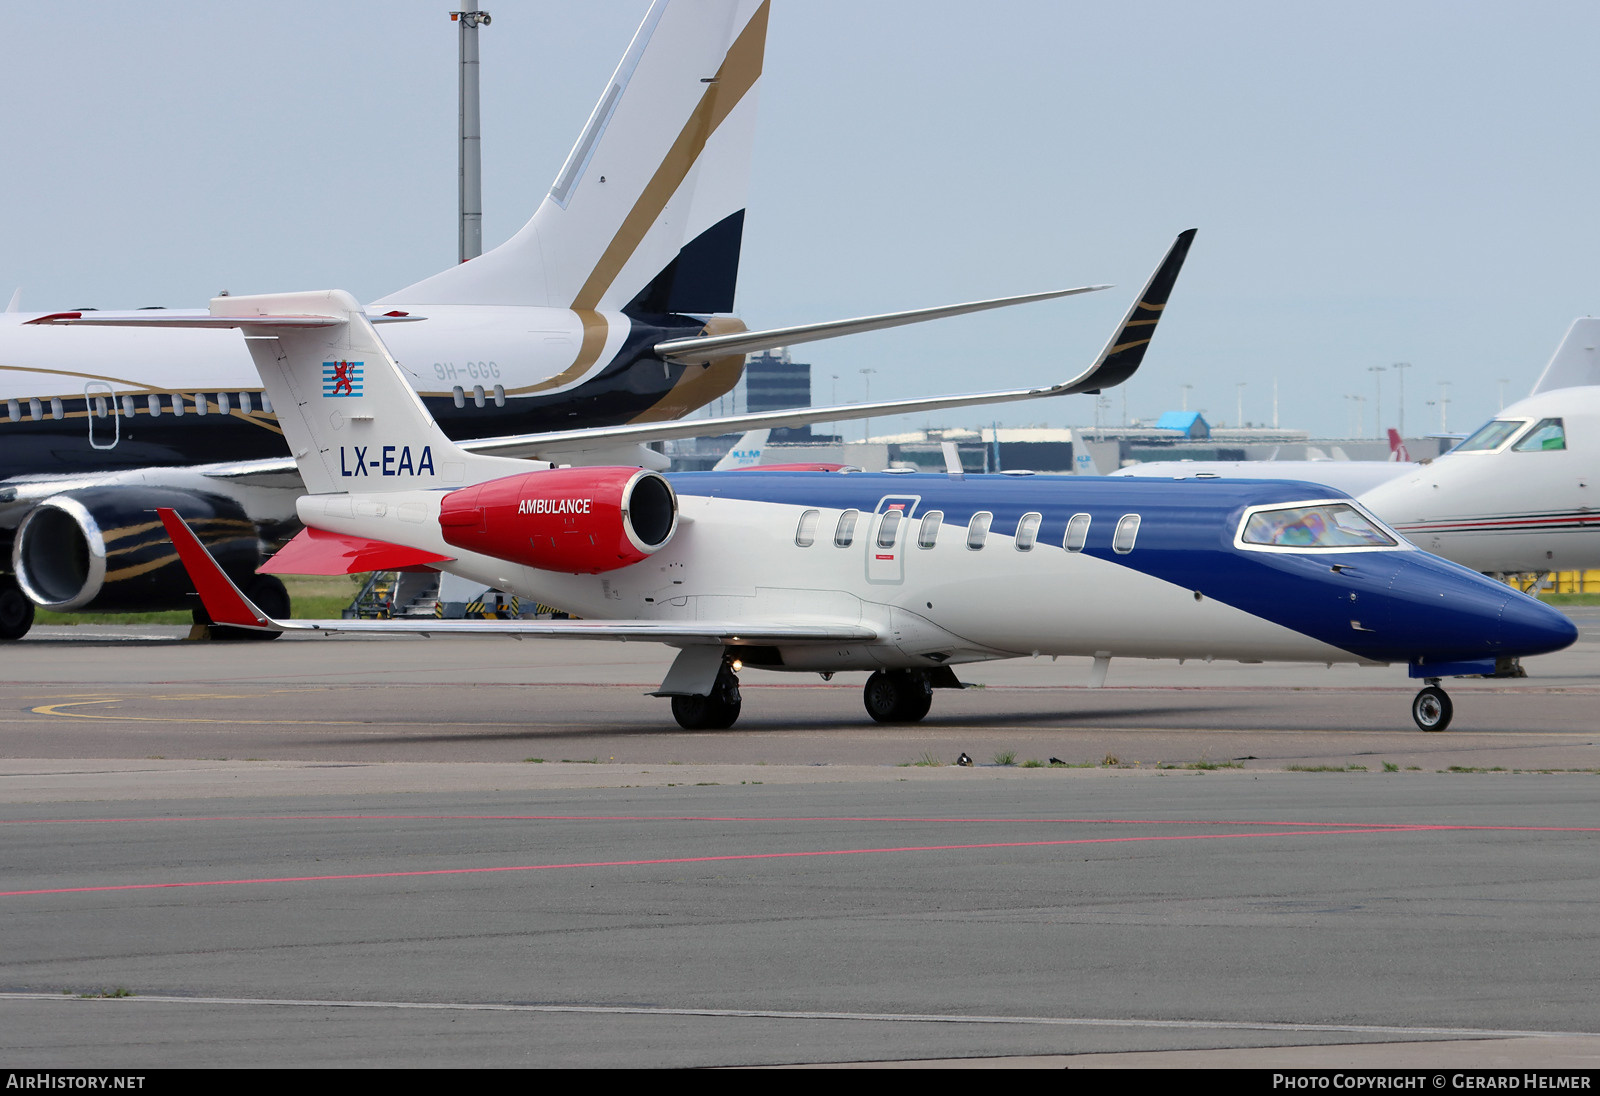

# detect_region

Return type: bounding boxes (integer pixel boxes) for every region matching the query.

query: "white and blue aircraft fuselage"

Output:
[152,290,1577,734]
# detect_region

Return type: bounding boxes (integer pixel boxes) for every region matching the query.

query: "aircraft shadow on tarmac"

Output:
[299,701,1258,746]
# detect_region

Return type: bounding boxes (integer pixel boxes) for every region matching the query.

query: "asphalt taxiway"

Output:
[0,611,1596,1068]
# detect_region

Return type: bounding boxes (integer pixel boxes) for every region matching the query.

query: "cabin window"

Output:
[260,394,273,413]
[917,510,943,548]
[1240,503,1395,549]
[170,394,184,417]
[6,400,18,422]
[193,394,208,416]
[452,386,465,408]
[1512,418,1565,452]
[472,385,486,408]
[217,392,230,414]
[966,511,993,550]
[1112,514,1141,554]
[1015,512,1042,551]
[120,396,136,418]
[1455,418,1527,453]
[876,509,903,549]
[493,384,506,407]
[794,509,820,547]
[1064,512,1091,551]
[834,510,860,548]
[92,396,108,419]
[238,392,253,413]
[146,395,160,417]
[49,398,63,420]
[28,398,42,421]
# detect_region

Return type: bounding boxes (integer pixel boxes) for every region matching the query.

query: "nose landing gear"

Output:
[1411,679,1453,732]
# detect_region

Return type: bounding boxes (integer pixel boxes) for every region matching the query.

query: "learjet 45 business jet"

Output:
[147,260,1575,733]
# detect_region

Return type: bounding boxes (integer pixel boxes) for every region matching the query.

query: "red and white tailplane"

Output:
[1386,428,1411,463]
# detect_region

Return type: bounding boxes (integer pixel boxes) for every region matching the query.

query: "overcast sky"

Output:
[3,1,1597,439]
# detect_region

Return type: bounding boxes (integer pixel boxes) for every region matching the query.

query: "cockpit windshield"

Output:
[1454,418,1529,453]
[1240,502,1398,549]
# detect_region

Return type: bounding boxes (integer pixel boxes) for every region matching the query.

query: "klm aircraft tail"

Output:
[376,0,767,315]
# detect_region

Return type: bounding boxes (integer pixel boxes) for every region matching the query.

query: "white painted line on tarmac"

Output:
[0,992,1590,1041]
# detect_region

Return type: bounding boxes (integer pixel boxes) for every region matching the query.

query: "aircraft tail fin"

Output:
[1529,317,1600,395]
[1386,428,1411,462]
[208,290,530,494]
[376,0,768,314]
[712,429,769,470]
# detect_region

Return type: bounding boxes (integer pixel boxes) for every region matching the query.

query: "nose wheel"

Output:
[1411,682,1453,732]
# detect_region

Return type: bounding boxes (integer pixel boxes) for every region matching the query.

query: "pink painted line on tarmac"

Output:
[5,812,1599,833]
[0,825,1450,898]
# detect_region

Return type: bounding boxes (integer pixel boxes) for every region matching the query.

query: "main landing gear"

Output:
[862,670,933,724]
[0,576,35,641]
[1411,679,1454,732]
[670,662,742,730]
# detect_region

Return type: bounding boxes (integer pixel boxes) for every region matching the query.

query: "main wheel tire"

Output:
[669,667,742,730]
[1412,685,1453,732]
[201,574,288,641]
[670,691,742,730]
[862,670,933,723]
[0,579,35,641]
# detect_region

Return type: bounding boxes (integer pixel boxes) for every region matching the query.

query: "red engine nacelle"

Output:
[438,467,678,574]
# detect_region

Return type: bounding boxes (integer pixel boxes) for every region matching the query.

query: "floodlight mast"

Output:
[452,10,491,263]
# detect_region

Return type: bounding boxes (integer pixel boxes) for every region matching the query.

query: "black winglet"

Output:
[1067,228,1196,395]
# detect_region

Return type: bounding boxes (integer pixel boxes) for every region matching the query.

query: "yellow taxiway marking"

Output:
[29,695,366,726]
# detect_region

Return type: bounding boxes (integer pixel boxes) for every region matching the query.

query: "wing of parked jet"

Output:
[400,228,1197,462]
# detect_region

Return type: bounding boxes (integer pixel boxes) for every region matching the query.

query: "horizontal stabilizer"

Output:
[654,285,1110,363]
[259,527,455,576]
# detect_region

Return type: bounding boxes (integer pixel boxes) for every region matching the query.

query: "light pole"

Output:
[1344,393,1366,437]
[1235,381,1246,428]
[1392,361,1410,437]
[1367,364,1386,437]
[1180,383,1193,412]
[451,11,492,264]
[859,368,876,444]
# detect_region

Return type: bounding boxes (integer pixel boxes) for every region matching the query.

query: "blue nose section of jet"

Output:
[1494,585,1580,658]
[1379,554,1578,664]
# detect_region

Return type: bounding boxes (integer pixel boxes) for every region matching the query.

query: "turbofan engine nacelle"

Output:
[437,467,677,574]
[12,487,260,612]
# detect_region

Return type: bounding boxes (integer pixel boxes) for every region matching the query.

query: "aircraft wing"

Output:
[157,507,876,644]
[654,285,1108,362]
[469,229,1197,461]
